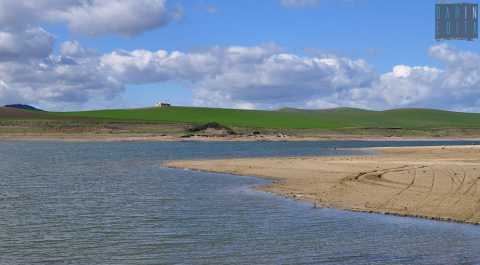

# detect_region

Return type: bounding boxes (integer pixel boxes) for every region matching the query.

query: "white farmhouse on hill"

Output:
[156,102,171,108]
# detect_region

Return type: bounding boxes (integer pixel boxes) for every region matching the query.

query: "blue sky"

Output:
[1,0,480,111]
[58,0,479,66]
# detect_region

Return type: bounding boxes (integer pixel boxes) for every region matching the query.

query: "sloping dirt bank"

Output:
[164,146,480,224]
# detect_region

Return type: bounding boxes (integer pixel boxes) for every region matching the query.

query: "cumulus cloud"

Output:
[0,0,177,108]
[58,0,179,36]
[0,0,178,36]
[194,53,375,109]
[0,27,54,61]
[100,45,376,109]
[99,44,480,111]
[60,40,96,58]
[428,44,480,93]
[0,43,123,106]
[299,45,480,112]
[368,45,480,111]
[100,45,281,84]
[367,65,442,108]
[1,33,480,111]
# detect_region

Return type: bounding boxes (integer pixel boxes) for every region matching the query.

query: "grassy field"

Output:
[2,106,480,138]
[60,106,480,130]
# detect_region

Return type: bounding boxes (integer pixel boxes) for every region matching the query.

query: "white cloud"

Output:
[100,44,480,112]
[100,45,281,84]
[0,41,123,107]
[60,40,95,58]
[0,0,178,36]
[428,44,480,93]
[58,0,178,36]
[194,53,375,109]
[0,0,177,108]
[0,27,54,61]
[372,65,441,107]
[100,45,376,109]
[1,36,480,111]
[366,45,480,111]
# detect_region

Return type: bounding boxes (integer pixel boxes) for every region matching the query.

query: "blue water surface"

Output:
[0,140,479,265]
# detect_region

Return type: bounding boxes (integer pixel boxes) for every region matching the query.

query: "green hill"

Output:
[57,106,480,130]
[2,106,480,137]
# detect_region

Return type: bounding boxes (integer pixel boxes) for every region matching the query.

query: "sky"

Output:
[1,0,480,111]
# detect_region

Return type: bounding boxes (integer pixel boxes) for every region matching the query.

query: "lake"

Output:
[1,140,480,265]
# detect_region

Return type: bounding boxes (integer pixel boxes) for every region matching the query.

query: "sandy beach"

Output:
[165,145,480,224]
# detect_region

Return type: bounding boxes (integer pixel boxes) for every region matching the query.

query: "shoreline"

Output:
[1,134,480,142]
[164,145,480,225]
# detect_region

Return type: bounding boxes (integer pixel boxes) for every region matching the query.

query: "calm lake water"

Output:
[1,140,480,265]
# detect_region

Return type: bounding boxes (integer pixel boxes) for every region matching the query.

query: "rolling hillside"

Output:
[0,107,52,119]
[1,106,480,138]
[58,106,480,130]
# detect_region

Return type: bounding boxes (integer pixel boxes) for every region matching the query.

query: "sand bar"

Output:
[165,146,480,224]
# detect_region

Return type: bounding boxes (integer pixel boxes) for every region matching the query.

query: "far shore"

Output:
[1,133,480,142]
[164,145,480,225]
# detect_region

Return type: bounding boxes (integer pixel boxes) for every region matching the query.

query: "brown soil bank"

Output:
[165,146,480,224]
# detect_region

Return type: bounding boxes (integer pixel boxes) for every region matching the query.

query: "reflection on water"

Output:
[0,141,479,265]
